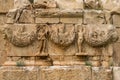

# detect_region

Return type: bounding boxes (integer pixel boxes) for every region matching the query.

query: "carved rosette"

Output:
[4,25,36,47]
[84,24,118,47]
[50,25,75,47]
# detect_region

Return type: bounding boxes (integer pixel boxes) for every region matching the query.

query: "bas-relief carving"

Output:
[3,0,119,66]
[3,23,118,66]
[4,25,36,47]
[77,25,85,54]
[50,24,76,47]
[84,24,118,47]
[35,24,49,56]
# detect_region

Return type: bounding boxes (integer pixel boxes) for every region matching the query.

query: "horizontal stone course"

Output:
[0,66,117,80]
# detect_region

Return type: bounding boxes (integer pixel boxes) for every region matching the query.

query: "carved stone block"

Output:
[84,24,118,47]
[36,18,59,23]
[60,18,82,24]
[34,0,57,8]
[35,9,83,18]
[83,0,102,10]
[83,10,106,24]
[116,28,120,42]
[55,0,83,9]
[35,9,60,18]
[19,10,34,23]
[113,42,120,66]
[14,0,30,9]
[49,24,76,55]
[6,9,17,24]
[92,67,112,80]
[4,24,39,56]
[39,66,91,80]
[0,14,6,25]
[0,0,14,13]
[0,67,38,80]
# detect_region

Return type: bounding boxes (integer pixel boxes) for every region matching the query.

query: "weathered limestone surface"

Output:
[14,0,30,9]
[4,24,38,56]
[19,10,34,23]
[101,0,120,11]
[0,0,120,80]
[0,14,6,25]
[83,10,106,24]
[36,18,59,23]
[113,67,120,80]
[0,0,14,13]
[92,67,112,80]
[40,66,91,80]
[55,0,83,9]
[0,67,38,80]
[34,0,57,8]
[84,0,102,10]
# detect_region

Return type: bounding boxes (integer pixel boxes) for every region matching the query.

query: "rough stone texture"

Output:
[113,67,120,80]
[60,18,82,23]
[0,0,14,13]
[92,67,113,80]
[40,66,91,80]
[18,10,34,23]
[0,67,38,80]
[35,9,83,18]
[4,24,38,56]
[101,0,120,11]
[113,42,120,66]
[83,10,106,24]
[14,0,30,9]
[36,18,59,23]
[0,0,120,80]
[34,0,57,8]
[55,0,83,9]
[83,0,103,10]
[0,14,6,25]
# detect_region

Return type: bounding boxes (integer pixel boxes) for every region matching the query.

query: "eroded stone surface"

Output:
[84,0,103,10]
[83,10,106,24]
[113,67,120,80]
[40,66,91,80]
[101,0,120,11]
[0,0,14,13]
[34,0,57,8]
[92,67,113,80]
[0,66,38,80]
[55,0,83,9]
[19,10,34,23]
[113,14,120,28]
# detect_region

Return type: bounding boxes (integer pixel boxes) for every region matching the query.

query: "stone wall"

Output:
[0,0,120,80]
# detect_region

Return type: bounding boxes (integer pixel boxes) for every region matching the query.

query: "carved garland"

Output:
[50,27,76,47]
[84,25,118,47]
[5,27,36,47]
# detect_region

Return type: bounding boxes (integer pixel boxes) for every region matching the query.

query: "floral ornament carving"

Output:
[84,24,118,47]
[50,24,76,47]
[4,25,36,47]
